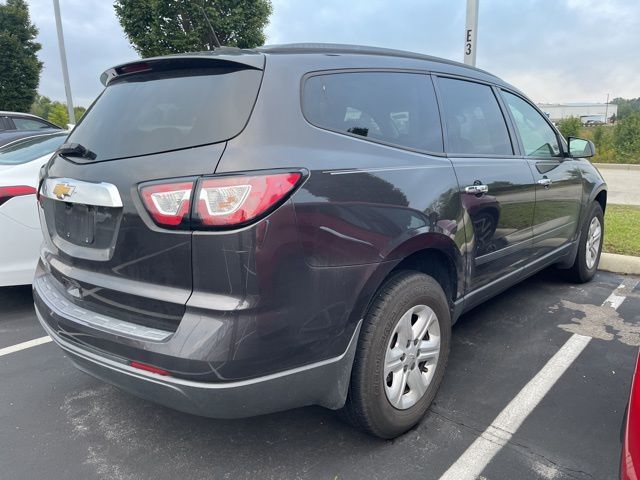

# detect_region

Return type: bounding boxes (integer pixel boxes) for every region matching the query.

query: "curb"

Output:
[599,252,640,275]
[593,163,640,171]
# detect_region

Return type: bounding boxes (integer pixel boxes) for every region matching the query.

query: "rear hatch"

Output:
[37,53,264,333]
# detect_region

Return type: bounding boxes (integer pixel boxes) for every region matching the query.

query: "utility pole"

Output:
[464,0,479,66]
[604,93,610,123]
[53,0,75,124]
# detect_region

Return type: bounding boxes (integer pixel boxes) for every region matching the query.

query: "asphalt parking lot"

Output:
[1,269,639,480]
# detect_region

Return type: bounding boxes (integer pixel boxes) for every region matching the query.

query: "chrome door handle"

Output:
[537,178,552,187]
[464,185,489,194]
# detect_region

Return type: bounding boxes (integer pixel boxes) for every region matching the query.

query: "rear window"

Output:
[303,72,443,153]
[0,134,67,165]
[13,117,55,131]
[66,66,262,161]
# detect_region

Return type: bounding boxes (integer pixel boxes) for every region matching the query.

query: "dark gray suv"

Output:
[34,44,607,438]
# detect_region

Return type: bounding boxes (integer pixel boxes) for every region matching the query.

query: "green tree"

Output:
[30,93,52,119]
[47,102,68,127]
[114,0,273,58]
[557,116,582,139]
[613,113,640,163]
[0,0,42,112]
[32,96,85,124]
[73,105,86,121]
[612,98,640,120]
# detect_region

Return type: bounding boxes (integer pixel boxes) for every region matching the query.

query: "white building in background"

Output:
[537,103,618,124]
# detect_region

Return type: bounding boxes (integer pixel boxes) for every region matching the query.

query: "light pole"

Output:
[464,0,479,67]
[604,93,610,123]
[52,0,75,124]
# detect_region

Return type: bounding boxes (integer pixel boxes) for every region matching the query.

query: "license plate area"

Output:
[49,200,120,252]
[54,203,96,246]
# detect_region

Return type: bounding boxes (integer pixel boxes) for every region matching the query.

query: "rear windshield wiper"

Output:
[57,142,97,160]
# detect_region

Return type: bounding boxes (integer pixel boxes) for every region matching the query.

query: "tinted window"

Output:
[0,134,67,165]
[13,117,53,130]
[437,77,512,155]
[66,67,262,161]
[303,72,443,152]
[501,91,561,158]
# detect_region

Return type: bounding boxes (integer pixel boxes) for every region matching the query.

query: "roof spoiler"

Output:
[100,48,264,86]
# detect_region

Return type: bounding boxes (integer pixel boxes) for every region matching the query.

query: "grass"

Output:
[603,204,640,257]
[479,200,639,257]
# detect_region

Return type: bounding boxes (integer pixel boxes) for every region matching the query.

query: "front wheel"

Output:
[340,271,451,439]
[567,202,604,283]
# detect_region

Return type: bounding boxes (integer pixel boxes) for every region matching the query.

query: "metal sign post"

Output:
[464,0,479,67]
[53,0,75,124]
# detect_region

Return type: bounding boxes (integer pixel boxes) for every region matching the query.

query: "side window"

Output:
[303,72,443,152]
[501,91,561,158]
[12,117,53,130]
[437,77,513,156]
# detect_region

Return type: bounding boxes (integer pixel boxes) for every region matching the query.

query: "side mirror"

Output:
[567,137,595,158]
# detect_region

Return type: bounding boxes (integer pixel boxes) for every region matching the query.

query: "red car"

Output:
[622,351,640,479]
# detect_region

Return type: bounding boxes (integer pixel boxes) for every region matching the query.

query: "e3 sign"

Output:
[464,0,478,66]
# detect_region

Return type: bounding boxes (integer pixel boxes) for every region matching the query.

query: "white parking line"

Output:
[440,277,639,480]
[603,278,639,309]
[0,336,52,358]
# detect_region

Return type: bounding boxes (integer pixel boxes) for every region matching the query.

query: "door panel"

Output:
[451,158,535,289]
[528,159,582,254]
[435,76,536,292]
[500,90,582,256]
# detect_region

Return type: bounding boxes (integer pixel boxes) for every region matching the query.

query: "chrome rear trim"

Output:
[34,274,172,342]
[41,177,123,207]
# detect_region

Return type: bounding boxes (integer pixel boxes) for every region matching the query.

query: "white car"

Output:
[0,132,67,286]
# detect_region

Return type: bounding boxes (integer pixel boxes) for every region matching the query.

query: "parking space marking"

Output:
[0,336,51,357]
[603,278,640,310]
[440,277,637,480]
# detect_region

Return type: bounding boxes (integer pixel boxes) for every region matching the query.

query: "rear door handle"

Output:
[464,185,489,194]
[537,178,552,187]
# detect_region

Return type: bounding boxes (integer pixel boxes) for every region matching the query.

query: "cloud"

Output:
[27,0,640,106]
[266,0,640,102]
[29,0,138,106]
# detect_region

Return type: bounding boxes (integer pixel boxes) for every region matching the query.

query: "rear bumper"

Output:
[35,303,361,418]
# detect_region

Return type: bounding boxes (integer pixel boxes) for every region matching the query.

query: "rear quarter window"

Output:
[302,71,443,153]
[66,66,263,162]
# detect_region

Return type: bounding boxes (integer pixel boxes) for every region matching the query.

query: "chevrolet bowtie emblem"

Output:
[52,182,76,200]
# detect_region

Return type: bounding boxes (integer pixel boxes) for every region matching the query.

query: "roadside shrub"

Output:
[557,116,582,139]
[613,113,640,163]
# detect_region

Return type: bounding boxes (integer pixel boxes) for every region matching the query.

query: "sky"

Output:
[27,0,640,108]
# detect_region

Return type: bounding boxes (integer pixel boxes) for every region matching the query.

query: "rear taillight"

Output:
[195,172,302,227]
[139,172,303,229]
[140,181,194,227]
[0,185,37,207]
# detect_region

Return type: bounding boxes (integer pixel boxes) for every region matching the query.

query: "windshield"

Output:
[0,133,67,165]
[66,66,263,162]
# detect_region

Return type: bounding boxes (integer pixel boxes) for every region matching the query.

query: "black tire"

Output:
[340,271,451,439]
[567,201,604,283]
